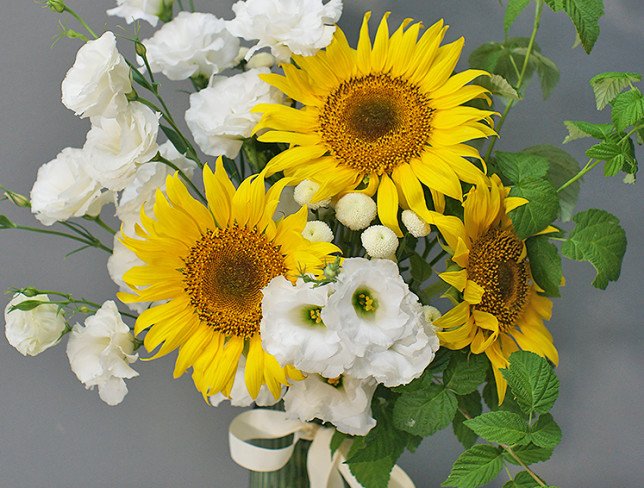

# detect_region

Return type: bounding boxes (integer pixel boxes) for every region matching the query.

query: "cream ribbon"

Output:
[229,410,415,488]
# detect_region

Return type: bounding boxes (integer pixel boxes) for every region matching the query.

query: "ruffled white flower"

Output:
[361,225,399,259]
[83,102,160,191]
[303,221,334,242]
[143,12,239,81]
[322,258,439,387]
[261,277,351,378]
[107,0,171,27]
[402,210,431,238]
[293,180,330,210]
[335,193,377,231]
[209,356,281,408]
[284,374,376,436]
[30,147,114,226]
[107,235,148,314]
[4,293,67,357]
[67,301,138,406]
[61,32,131,119]
[227,0,343,62]
[185,69,284,158]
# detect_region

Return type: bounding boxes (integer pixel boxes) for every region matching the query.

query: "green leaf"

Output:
[393,384,458,436]
[503,471,549,488]
[561,209,627,289]
[0,215,17,229]
[9,299,48,312]
[504,0,531,33]
[464,411,531,445]
[563,120,614,143]
[545,0,604,54]
[160,125,188,155]
[130,67,154,92]
[529,413,562,449]
[443,445,504,488]
[611,89,644,132]
[410,253,432,285]
[453,391,483,449]
[469,38,536,89]
[501,352,559,415]
[523,145,581,221]
[504,443,554,465]
[330,430,348,455]
[526,236,562,296]
[508,179,560,240]
[495,151,550,183]
[532,51,560,99]
[590,71,641,110]
[585,140,621,161]
[444,352,489,395]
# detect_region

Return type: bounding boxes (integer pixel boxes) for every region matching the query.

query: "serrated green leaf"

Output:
[469,38,536,89]
[504,443,554,465]
[590,71,641,110]
[393,384,458,436]
[453,411,479,449]
[330,430,348,455]
[453,391,483,449]
[611,89,644,132]
[546,0,604,54]
[410,253,432,285]
[443,445,504,488]
[526,236,562,296]
[444,352,489,395]
[503,471,548,488]
[504,0,531,33]
[531,51,560,99]
[464,411,531,445]
[476,74,520,106]
[585,141,622,161]
[508,179,560,240]
[530,413,562,448]
[561,209,627,289]
[501,351,559,415]
[346,456,394,488]
[496,151,550,183]
[563,120,614,143]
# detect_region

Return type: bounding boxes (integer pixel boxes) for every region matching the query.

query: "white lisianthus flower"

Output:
[67,301,138,406]
[143,12,240,81]
[4,293,67,357]
[107,235,148,314]
[61,32,132,119]
[284,374,377,436]
[335,193,377,231]
[185,68,285,158]
[107,0,171,27]
[361,225,399,259]
[84,102,160,191]
[261,277,351,378]
[30,147,114,226]
[293,180,330,210]
[227,0,343,62]
[209,356,281,408]
[322,258,439,387]
[402,210,431,238]
[303,221,334,242]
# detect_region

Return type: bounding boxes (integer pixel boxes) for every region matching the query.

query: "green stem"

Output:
[86,215,117,235]
[23,290,138,320]
[557,159,599,192]
[189,0,196,12]
[619,123,644,144]
[429,249,447,267]
[151,154,207,203]
[13,225,111,253]
[63,5,97,40]
[502,446,548,487]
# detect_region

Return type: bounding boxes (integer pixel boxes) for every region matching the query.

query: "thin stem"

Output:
[63,5,97,40]
[87,215,117,235]
[151,154,207,203]
[557,159,600,192]
[189,0,196,12]
[30,290,138,320]
[619,123,644,144]
[13,225,111,253]
[429,249,447,267]
[176,0,185,10]
[502,446,548,487]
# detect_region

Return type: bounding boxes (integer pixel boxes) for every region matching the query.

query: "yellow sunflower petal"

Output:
[377,173,403,236]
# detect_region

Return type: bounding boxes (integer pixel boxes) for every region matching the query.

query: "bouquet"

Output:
[2,1,641,486]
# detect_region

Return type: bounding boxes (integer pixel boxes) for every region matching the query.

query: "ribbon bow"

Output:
[229,410,415,488]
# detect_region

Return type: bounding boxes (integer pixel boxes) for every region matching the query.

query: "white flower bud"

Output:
[361,225,399,258]
[422,305,442,324]
[246,52,276,70]
[402,210,431,237]
[302,221,334,242]
[334,193,377,230]
[234,46,250,66]
[293,180,330,209]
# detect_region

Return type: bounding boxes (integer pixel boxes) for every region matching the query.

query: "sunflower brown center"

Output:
[182,226,286,338]
[319,73,434,175]
[467,228,530,332]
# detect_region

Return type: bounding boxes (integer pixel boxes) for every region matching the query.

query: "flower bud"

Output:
[302,221,334,242]
[135,41,147,58]
[4,190,30,208]
[47,0,66,13]
[234,46,250,66]
[422,305,442,324]
[361,225,399,258]
[246,52,276,70]
[17,287,40,298]
[401,210,431,237]
[335,193,377,231]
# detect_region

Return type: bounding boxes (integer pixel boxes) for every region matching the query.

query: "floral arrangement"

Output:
[2,0,640,487]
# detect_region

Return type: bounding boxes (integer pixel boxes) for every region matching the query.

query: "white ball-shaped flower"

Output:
[107,0,169,27]
[361,225,399,258]
[245,52,276,70]
[83,102,160,191]
[30,147,114,226]
[302,221,334,242]
[143,12,240,81]
[4,293,67,357]
[185,68,285,159]
[227,0,343,62]
[423,305,442,324]
[61,32,131,119]
[334,193,377,231]
[209,356,281,408]
[402,209,431,237]
[284,374,377,436]
[293,180,330,210]
[66,301,138,406]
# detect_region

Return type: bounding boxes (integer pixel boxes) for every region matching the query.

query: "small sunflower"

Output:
[119,159,339,400]
[254,12,495,236]
[432,175,559,402]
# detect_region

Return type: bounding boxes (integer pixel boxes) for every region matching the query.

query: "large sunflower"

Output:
[254,12,495,236]
[432,175,559,402]
[119,159,339,399]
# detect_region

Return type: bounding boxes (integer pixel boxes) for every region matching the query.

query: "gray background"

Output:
[1,1,642,487]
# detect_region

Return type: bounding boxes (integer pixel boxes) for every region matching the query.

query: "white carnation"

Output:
[322,258,439,387]
[4,293,67,357]
[83,102,160,191]
[61,32,131,119]
[284,374,376,436]
[227,0,343,62]
[185,68,285,158]
[107,0,170,27]
[361,225,399,259]
[66,301,138,406]
[30,147,114,226]
[209,356,281,408]
[302,221,334,242]
[293,180,330,210]
[143,12,240,81]
[402,209,431,238]
[335,193,377,230]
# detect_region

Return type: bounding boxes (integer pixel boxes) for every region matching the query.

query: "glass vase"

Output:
[248,437,311,488]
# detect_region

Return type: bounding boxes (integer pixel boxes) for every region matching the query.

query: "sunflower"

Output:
[253,12,495,236]
[432,175,559,402]
[119,158,339,400]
